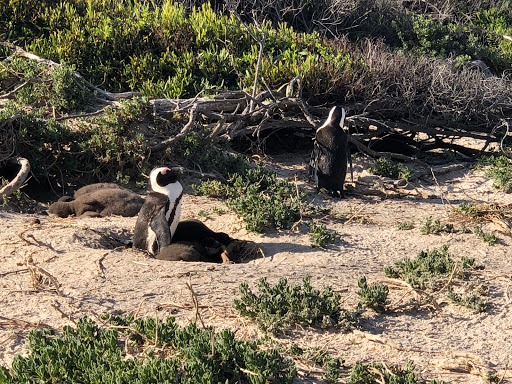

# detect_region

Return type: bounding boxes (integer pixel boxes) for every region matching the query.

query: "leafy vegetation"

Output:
[369,158,411,180]
[420,216,455,235]
[356,276,389,313]
[346,360,445,384]
[473,225,499,245]
[194,163,305,232]
[446,285,488,313]
[384,245,488,312]
[482,155,512,192]
[384,245,475,290]
[0,316,296,384]
[289,344,343,384]
[397,220,415,230]
[233,276,358,334]
[309,222,339,248]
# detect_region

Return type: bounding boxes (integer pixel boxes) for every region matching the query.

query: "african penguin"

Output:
[48,185,144,218]
[172,219,233,246]
[308,106,349,198]
[156,238,227,263]
[132,167,183,255]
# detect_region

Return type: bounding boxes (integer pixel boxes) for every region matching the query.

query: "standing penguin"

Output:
[133,167,183,255]
[308,106,349,198]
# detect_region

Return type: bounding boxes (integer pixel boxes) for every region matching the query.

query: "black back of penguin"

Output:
[132,167,183,255]
[309,106,348,197]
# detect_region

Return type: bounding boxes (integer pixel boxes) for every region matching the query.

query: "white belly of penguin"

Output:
[146,228,158,255]
[167,199,182,239]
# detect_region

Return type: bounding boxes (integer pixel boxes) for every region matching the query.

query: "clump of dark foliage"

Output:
[289,344,343,384]
[384,245,488,312]
[369,158,411,180]
[0,316,296,384]
[192,154,305,232]
[356,276,389,313]
[234,276,358,334]
[347,361,446,384]
[309,222,339,248]
[384,245,475,290]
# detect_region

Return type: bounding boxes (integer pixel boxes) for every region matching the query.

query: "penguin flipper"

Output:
[347,146,353,183]
[150,206,172,252]
[308,140,319,184]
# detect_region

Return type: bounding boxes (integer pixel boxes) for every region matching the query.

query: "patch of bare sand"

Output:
[1,153,511,383]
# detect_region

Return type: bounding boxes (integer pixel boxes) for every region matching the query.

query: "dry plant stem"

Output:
[96,252,108,278]
[0,268,29,278]
[51,302,77,324]
[0,80,31,99]
[186,281,205,328]
[26,257,63,296]
[352,329,426,353]
[0,157,30,200]
[0,315,50,329]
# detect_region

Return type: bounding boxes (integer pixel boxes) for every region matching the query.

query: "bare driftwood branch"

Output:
[348,136,431,168]
[0,157,31,200]
[151,104,198,152]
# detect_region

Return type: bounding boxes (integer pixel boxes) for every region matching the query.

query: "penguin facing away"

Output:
[132,167,183,255]
[48,185,144,218]
[308,106,349,198]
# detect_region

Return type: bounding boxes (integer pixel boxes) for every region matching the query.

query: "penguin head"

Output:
[149,167,183,196]
[317,106,346,132]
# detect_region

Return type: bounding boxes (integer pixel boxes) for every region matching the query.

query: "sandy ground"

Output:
[1,152,511,383]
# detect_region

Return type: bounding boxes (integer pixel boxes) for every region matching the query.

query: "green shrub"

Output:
[473,225,499,245]
[446,285,488,313]
[194,160,305,232]
[421,216,455,235]
[384,245,475,290]
[1,57,90,111]
[356,276,389,313]
[348,361,417,384]
[308,222,339,248]
[397,220,415,230]
[483,155,512,192]
[2,316,296,384]
[75,98,149,182]
[369,158,411,180]
[234,276,357,334]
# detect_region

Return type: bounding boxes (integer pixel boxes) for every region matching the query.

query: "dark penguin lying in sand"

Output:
[156,219,258,263]
[49,183,144,218]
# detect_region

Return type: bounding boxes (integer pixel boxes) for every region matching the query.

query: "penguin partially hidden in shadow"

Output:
[157,219,261,263]
[157,219,234,263]
[132,167,183,256]
[308,106,350,198]
[48,184,144,218]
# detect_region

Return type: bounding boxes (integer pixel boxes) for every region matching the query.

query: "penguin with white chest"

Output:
[308,106,350,198]
[133,167,183,255]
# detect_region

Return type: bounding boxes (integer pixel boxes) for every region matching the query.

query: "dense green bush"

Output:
[0,316,296,384]
[384,245,476,290]
[193,162,305,232]
[0,0,355,100]
[234,276,358,334]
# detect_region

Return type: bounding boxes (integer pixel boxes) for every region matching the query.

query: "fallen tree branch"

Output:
[0,157,31,200]
[348,136,431,168]
[151,104,198,152]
